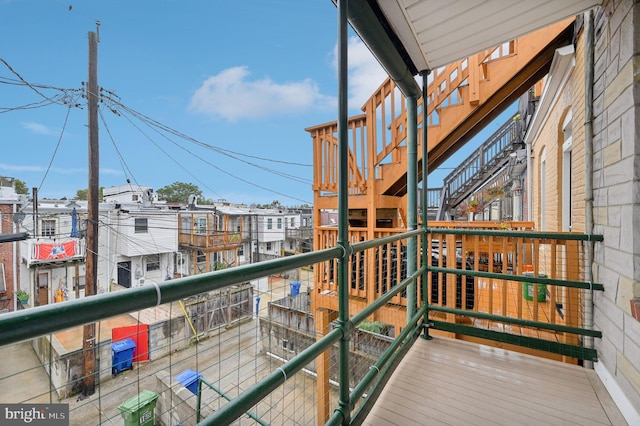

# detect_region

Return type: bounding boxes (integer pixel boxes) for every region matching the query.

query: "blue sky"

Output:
[1,1,514,206]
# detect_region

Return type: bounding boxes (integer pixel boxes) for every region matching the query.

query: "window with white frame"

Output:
[540,148,547,230]
[0,263,5,292]
[135,217,148,233]
[562,113,573,232]
[277,218,282,229]
[41,219,56,238]
[146,254,160,272]
[267,218,273,229]
[266,242,272,251]
[290,217,295,227]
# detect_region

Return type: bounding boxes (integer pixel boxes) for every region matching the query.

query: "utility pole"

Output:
[82,28,99,397]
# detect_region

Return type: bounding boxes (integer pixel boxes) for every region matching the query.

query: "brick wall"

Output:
[592,0,640,421]
[0,204,17,310]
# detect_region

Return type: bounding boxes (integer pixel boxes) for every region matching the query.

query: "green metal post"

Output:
[407,95,418,320]
[421,71,432,339]
[196,378,203,423]
[336,0,351,424]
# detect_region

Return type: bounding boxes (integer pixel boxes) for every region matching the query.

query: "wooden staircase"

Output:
[307,18,574,230]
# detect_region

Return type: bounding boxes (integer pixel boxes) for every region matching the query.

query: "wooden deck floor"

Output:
[364,337,628,426]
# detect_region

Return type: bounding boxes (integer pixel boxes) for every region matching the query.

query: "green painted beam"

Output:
[426,227,604,241]
[429,305,602,338]
[0,247,339,347]
[428,266,605,291]
[431,321,598,361]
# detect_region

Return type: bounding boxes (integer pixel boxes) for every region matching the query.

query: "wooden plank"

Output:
[366,337,622,425]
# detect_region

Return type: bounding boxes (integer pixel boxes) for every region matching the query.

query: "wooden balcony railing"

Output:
[313,221,602,362]
[178,231,242,252]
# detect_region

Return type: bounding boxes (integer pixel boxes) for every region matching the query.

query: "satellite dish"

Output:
[13,211,25,224]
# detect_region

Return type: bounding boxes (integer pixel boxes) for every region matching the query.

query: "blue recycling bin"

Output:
[290,281,301,297]
[112,338,136,375]
[175,369,202,395]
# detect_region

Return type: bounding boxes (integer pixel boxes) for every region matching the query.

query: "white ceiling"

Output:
[377,0,602,72]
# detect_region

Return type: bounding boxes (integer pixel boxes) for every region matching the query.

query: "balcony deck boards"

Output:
[364,337,627,426]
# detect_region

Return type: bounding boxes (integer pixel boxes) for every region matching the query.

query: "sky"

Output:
[0,0,515,207]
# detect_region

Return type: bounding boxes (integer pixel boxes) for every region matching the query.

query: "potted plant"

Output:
[16,289,29,305]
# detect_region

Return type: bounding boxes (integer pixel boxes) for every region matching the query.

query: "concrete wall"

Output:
[592,1,640,423]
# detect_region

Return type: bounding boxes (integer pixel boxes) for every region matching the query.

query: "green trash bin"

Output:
[523,272,547,302]
[118,390,159,426]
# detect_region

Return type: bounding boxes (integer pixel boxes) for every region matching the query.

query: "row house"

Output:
[0,179,25,312]
[7,184,314,307]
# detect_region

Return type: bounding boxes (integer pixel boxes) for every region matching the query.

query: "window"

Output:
[540,149,546,230]
[0,263,5,292]
[197,250,206,263]
[135,218,148,233]
[238,245,244,256]
[266,242,272,251]
[146,254,160,272]
[267,218,273,229]
[277,218,282,229]
[290,218,295,227]
[132,194,139,201]
[197,217,207,235]
[41,219,56,238]
[562,113,573,232]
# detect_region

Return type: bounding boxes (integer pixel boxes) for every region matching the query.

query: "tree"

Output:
[14,179,28,194]
[157,182,202,203]
[75,187,104,201]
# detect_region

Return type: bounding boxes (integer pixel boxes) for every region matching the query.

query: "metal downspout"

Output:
[407,96,418,320]
[584,10,595,369]
[421,71,431,339]
[336,0,351,423]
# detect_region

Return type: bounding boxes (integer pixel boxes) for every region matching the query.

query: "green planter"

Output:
[16,293,29,305]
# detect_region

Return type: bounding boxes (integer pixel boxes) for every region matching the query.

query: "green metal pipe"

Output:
[199,377,268,426]
[426,227,604,241]
[429,305,602,337]
[428,266,605,291]
[0,247,339,347]
[421,70,431,340]
[196,378,203,423]
[201,327,343,426]
[407,95,418,320]
[344,0,421,98]
[350,266,426,326]
[351,228,424,253]
[350,305,427,404]
[432,321,598,362]
[337,1,352,423]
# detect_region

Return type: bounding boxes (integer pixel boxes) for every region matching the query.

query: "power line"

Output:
[106,97,312,183]
[100,95,313,204]
[37,105,72,193]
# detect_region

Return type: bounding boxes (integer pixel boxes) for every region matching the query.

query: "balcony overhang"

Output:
[344,0,601,96]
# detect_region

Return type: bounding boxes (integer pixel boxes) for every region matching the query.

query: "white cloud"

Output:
[21,121,56,135]
[333,37,388,111]
[189,66,333,122]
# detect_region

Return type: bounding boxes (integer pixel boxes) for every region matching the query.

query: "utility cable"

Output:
[103,97,312,186]
[37,105,72,193]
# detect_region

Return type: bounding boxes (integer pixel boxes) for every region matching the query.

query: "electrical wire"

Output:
[101,96,314,192]
[37,105,72,193]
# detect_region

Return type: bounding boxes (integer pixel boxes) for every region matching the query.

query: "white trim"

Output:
[525,45,575,146]
[594,361,640,425]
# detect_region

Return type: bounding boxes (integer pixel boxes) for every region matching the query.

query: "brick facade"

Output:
[592,0,640,420]
[0,203,19,311]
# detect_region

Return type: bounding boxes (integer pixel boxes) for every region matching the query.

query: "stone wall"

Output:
[592,0,640,423]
